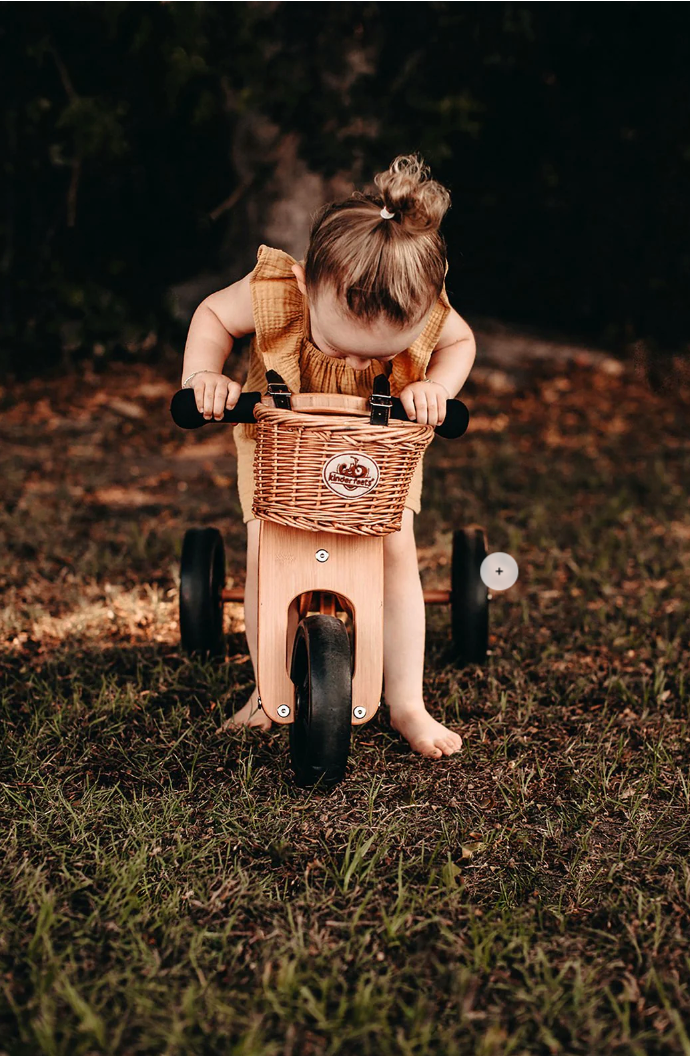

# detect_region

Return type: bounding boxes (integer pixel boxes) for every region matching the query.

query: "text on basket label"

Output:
[322,452,380,498]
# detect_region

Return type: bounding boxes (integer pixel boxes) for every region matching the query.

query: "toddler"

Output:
[181,154,476,759]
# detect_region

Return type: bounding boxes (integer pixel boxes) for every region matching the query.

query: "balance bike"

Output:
[171,375,490,789]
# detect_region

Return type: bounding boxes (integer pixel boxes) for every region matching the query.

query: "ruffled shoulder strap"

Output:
[249,244,303,393]
[388,264,452,396]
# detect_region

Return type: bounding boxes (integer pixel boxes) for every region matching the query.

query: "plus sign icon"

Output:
[479,552,519,591]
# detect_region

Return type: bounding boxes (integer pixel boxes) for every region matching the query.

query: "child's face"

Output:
[292,264,431,372]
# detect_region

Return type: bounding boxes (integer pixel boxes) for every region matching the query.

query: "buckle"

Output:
[266,369,292,410]
[369,375,392,425]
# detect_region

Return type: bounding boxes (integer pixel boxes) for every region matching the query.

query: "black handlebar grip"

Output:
[390,396,469,439]
[433,398,470,439]
[170,387,262,429]
[170,386,469,439]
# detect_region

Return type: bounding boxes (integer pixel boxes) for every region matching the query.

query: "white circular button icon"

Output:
[480,552,518,591]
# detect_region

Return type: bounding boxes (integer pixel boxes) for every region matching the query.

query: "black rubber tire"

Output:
[451,527,489,667]
[289,615,352,790]
[179,527,226,660]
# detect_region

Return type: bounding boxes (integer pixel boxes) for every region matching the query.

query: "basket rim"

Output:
[253,401,434,434]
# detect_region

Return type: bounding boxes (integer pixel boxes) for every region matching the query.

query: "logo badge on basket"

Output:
[322,451,380,498]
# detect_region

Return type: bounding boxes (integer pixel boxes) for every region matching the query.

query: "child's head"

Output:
[291,153,451,371]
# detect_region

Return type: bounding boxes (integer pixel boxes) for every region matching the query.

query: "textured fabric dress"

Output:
[234,244,451,523]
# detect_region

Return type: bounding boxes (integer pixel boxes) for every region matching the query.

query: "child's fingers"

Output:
[202,379,226,420]
[412,390,430,425]
[213,383,230,420]
[408,388,447,427]
[225,382,242,411]
[194,376,240,420]
[202,380,217,419]
[425,393,441,427]
[429,405,440,427]
[429,392,447,427]
[399,390,417,421]
[213,378,243,419]
[190,378,206,415]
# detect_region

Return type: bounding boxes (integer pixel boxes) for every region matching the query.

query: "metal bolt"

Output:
[277,704,291,718]
[353,706,367,719]
[315,549,330,562]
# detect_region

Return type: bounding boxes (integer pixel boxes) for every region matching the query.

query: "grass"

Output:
[0,355,688,1054]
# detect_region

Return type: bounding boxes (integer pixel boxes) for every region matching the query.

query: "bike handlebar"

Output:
[170,387,469,439]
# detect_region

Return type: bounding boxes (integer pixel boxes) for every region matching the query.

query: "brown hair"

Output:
[303,153,451,330]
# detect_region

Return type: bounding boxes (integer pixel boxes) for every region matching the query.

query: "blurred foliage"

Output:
[2,2,690,378]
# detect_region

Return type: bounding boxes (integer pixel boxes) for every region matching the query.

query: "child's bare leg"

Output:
[226,518,272,730]
[382,508,462,758]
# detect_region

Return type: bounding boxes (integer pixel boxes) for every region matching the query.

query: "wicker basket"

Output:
[251,402,435,535]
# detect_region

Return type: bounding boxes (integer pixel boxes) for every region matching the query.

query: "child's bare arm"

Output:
[399,307,476,426]
[425,307,476,396]
[181,272,256,420]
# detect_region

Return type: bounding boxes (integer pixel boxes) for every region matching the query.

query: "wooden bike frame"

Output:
[255,520,384,726]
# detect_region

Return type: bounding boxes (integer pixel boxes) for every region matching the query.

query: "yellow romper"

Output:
[234,244,451,523]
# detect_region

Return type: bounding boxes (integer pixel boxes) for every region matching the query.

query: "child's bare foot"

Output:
[218,689,272,733]
[389,705,462,759]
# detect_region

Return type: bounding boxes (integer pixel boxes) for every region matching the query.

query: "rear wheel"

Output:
[179,527,226,659]
[451,527,489,666]
[289,615,352,789]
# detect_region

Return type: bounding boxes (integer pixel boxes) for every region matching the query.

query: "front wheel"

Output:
[289,615,352,790]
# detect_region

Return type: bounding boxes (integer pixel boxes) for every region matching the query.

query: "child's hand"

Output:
[399,380,449,427]
[187,372,243,420]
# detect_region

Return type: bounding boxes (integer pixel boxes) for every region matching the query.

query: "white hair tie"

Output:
[380,207,395,220]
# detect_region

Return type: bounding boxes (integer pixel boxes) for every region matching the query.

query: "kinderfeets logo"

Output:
[322,451,380,498]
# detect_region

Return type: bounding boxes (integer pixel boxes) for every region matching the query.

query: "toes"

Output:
[420,742,443,758]
[416,737,462,759]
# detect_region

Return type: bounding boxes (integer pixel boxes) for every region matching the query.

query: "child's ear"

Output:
[291,263,308,296]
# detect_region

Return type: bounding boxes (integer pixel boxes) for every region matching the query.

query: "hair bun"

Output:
[374,153,451,232]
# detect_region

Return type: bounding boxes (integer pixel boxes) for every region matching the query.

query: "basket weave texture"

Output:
[251,404,435,535]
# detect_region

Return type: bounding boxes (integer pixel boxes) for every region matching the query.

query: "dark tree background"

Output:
[2,1,689,379]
